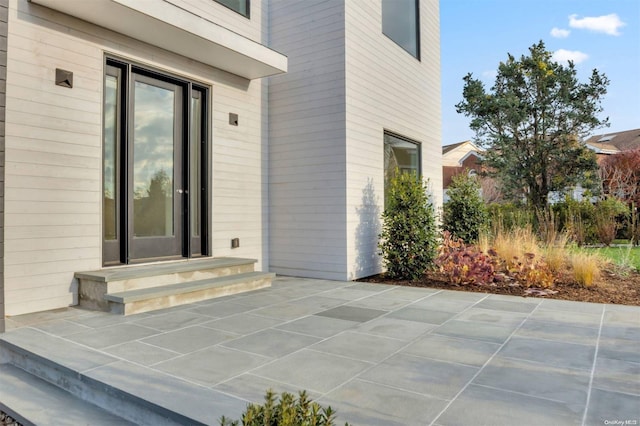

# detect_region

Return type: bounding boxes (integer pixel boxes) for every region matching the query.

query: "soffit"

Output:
[30,0,287,79]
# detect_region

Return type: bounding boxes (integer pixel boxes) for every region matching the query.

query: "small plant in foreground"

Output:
[378,170,438,280]
[220,390,347,426]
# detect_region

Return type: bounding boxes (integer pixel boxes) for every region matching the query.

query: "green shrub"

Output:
[552,197,597,246]
[378,170,438,280]
[220,390,345,426]
[487,202,533,234]
[442,174,488,243]
[594,197,628,246]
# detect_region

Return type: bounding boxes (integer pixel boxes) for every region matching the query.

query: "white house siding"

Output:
[344,0,442,279]
[0,0,7,332]
[3,0,268,315]
[268,0,441,281]
[268,0,348,280]
[168,0,263,42]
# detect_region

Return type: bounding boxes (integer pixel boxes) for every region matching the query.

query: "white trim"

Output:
[459,149,482,165]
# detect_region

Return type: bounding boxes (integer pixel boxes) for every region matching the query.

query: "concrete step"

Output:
[0,328,247,425]
[76,257,259,312]
[104,272,276,315]
[0,363,136,426]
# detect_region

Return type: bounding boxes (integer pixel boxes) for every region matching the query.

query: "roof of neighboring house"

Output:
[442,141,468,154]
[442,140,484,166]
[584,128,640,154]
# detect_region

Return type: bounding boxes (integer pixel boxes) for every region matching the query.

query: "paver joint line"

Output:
[581,307,607,426]
[427,297,545,426]
[299,290,495,402]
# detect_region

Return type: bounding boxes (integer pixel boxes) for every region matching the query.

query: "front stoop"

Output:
[0,364,136,426]
[75,257,274,315]
[0,329,232,425]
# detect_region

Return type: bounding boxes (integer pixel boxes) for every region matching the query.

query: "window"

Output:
[214,0,249,18]
[384,131,421,199]
[382,0,420,59]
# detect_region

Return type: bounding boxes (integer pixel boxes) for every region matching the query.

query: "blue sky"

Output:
[440,0,640,146]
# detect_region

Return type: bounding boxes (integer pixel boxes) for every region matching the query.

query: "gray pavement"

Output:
[3,276,639,425]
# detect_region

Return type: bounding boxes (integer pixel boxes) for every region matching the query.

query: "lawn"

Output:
[580,245,640,271]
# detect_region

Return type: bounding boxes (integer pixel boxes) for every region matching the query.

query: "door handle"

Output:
[176,189,184,194]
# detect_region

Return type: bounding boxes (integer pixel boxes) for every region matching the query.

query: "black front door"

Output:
[103,59,208,265]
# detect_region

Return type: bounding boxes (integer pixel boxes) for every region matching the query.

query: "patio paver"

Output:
[319,379,447,426]
[1,276,639,425]
[251,349,372,394]
[436,384,584,426]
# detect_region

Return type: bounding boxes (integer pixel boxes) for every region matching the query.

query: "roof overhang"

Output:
[29,0,287,79]
[586,143,619,155]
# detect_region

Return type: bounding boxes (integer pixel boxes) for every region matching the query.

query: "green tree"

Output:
[378,171,438,280]
[456,40,608,212]
[443,173,488,243]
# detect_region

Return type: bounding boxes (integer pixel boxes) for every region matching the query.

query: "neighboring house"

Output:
[561,128,640,202]
[442,140,482,201]
[585,128,640,161]
[0,0,441,327]
[586,128,640,203]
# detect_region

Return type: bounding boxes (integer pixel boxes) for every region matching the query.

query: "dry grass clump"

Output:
[541,232,569,274]
[490,226,540,264]
[570,252,603,288]
[480,227,608,288]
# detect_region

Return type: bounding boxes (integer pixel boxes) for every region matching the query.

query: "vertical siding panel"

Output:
[268,0,348,280]
[344,0,442,279]
[0,0,7,332]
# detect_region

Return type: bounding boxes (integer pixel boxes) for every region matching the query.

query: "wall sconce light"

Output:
[231,238,240,249]
[55,68,73,88]
[229,113,238,126]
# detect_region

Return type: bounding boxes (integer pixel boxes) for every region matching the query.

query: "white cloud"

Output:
[568,13,626,36]
[552,49,589,64]
[551,27,570,38]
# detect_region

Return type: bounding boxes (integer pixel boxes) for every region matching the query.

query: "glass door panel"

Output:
[103,66,121,264]
[129,74,183,260]
[190,90,203,255]
[133,80,175,238]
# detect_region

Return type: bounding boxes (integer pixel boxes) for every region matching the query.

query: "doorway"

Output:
[103,58,208,265]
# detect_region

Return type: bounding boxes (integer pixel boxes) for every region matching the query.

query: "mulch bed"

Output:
[360,267,640,306]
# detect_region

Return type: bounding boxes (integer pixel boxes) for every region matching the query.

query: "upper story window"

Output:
[214,0,250,18]
[382,0,420,59]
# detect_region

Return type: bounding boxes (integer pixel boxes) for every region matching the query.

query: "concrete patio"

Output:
[1,276,639,425]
